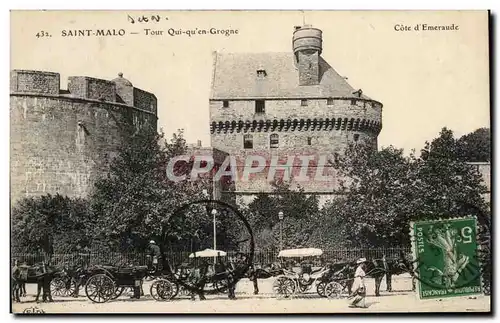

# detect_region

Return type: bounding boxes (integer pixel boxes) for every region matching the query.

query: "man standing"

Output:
[349,258,367,308]
[147,240,161,271]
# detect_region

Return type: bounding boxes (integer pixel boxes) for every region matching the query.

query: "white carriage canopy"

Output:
[188,249,227,258]
[277,248,323,258]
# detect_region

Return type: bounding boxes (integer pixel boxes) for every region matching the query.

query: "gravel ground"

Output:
[11,275,490,314]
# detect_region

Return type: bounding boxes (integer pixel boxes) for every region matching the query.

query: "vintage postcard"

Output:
[9,10,491,314]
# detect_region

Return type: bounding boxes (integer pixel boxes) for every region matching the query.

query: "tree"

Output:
[325,143,419,248]
[456,127,491,162]
[11,194,92,255]
[89,127,239,253]
[417,128,489,219]
[324,127,489,248]
[246,182,320,250]
[308,196,353,249]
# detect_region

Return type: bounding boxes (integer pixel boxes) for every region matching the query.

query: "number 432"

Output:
[36,31,51,38]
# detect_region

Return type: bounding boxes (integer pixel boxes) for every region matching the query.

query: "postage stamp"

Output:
[410,217,483,299]
[8,9,491,314]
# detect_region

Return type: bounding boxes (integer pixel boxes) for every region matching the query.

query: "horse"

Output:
[12,262,59,303]
[384,256,416,293]
[253,263,284,279]
[215,253,260,299]
[239,262,264,295]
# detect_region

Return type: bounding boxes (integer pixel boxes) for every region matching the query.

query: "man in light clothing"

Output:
[349,258,368,308]
[147,240,161,270]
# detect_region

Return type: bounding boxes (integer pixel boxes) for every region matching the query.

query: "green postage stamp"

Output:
[411,217,483,300]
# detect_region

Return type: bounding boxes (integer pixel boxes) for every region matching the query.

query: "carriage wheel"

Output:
[273,277,296,299]
[150,279,175,301]
[63,278,78,297]
[215,280,228,293]
[316,281,327,297]
[50,277,67,297]
[50,277,77,297]
[85,274,115,303]
[170,281,179,298]
[325,281,344,299]
[111,287,125,299]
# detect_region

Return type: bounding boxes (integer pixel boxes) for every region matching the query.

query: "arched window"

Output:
[270,133,279,148]
[243,134,253,149]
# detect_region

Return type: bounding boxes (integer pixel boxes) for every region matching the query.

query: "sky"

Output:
[10,10,490,155]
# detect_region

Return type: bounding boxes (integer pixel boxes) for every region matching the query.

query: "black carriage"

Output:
[50,266,80,298]
[315,263,353,299]
[149,248,231,301]
[84,265,149,303]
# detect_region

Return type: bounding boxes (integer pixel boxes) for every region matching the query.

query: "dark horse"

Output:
[12,262,59,303]
[225,253,257,299]
[241,261,263,295]
[384,255,416,292]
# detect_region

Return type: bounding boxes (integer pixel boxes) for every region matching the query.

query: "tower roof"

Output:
[210,52,372,100]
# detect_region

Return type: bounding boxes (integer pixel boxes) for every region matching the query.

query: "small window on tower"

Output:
[327,98,334,105]
[301,99,308,106]
[351,99,357,106]
[307,137,312,145]
[223,100,229,108]
[243,134,253,149]
[270,134,279,148]
[257,69,267,78]
[354,134,360,142]
[255,100,265,113]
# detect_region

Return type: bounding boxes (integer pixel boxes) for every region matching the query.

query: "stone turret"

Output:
[292,25,323,86]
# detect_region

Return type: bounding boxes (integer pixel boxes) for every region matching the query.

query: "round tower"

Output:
[10,70,158,206]
[292,25,323,55]
[292,25,323,86]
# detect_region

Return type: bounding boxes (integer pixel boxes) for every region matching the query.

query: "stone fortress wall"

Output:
[10,70,158,206]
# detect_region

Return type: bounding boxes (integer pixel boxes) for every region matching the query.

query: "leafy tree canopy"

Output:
[456,127,491,162]
[321,127,489,248]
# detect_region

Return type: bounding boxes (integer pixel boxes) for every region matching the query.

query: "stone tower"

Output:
[293,25,322,86]
[209,25,383,201]
[10,70,158,206]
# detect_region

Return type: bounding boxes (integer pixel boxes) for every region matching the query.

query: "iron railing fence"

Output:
[12,247,412,268]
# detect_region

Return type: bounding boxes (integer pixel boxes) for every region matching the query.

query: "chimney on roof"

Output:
[292,25,323,86]
[197,140,202,147]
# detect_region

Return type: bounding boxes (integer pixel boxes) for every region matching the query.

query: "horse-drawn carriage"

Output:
[149,248,231,301]
[272,248,349,299]
[81,264,150,303]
